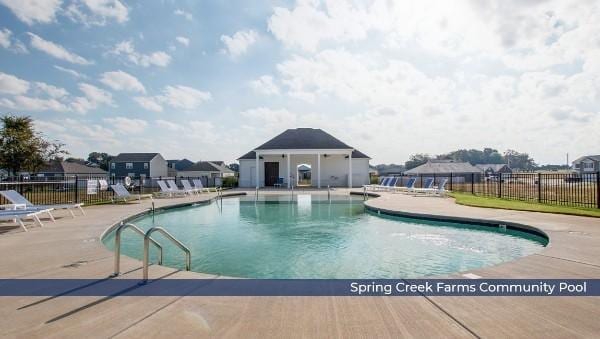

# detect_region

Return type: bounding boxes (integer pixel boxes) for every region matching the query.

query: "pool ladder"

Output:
[113,222,191,282]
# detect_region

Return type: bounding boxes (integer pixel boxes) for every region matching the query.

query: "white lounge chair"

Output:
[157,180,186,197]
[393,177,417,193]
[192,179,212,193]
[412,178,448,197]
[0,189,83,218]
[111,184,153,203]
[181,179,200,195]
[364,177,390,191]
[0,208,53,232]
[167,180,194,195]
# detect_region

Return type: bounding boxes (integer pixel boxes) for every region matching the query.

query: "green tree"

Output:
[0,115,68,175]
[87,152,114,170]
[405,153,431,170]
[504,149,537,170]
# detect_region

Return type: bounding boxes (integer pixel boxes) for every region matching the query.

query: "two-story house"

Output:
[572,155,600,174]
[108,153,168,180]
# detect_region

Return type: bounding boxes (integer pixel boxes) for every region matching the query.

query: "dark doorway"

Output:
[264,162,279,186]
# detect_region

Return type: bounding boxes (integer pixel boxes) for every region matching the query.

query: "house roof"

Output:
[208,162,234,173]
[239,128,370,159]
[573,155,600,163]
[38,161,107,175]
[180,161,222,172]
[256,128,352,150]
[112,153,160,162]
[404,160,482,174]
[475,164,510,172]
[167,158,194,170]
[238,149,370,160]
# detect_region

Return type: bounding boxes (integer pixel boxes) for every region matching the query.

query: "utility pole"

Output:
[566,153,569,169]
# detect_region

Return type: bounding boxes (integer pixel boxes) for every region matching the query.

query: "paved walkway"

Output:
[0,190,599,338]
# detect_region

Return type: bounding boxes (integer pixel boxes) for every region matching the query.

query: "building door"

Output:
[264,162,279,186]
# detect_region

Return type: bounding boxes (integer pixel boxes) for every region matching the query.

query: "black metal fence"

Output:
[0,175,227,206]
[387,172,600,209]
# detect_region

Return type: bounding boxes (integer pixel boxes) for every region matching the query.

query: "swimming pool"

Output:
[102,194,548,278]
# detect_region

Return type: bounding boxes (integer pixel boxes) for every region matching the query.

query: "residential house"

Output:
[237,128,371,188]
[177,161,233,178]
[109,153,168,179]
[475,164,512,176]
[572,155,600,174]
[404,160,482,182]
[35,161,107,178]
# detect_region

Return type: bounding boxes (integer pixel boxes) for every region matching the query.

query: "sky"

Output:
[0,0,599,165]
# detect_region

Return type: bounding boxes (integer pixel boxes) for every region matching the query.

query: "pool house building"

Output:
[238,128,370,188]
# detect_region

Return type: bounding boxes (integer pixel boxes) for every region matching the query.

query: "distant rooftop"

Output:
[404,160,482,174]
[112,153,160,162]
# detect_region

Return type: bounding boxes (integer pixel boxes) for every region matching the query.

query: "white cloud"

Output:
[155,119,183,131]
[28,32,92,65]
[135,85,211,111]
[0,72,30,95]
[133,96,163,112]
[0,0,61,25]
[70,83,114,113]
[220,30,258,58]
[100,70,145,93]
[176,36,190,47]
[34,82,68,98]
[65,0,128,26]
[103,116,147,134]
[0,95,68,112]
[53,65,87,79]
[108,40,171,67]
[0,28,28,53]
[250,75,280,95]
[240,107,298,131]
[174,9,192,21]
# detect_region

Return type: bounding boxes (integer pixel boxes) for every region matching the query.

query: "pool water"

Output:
[102,195,547,279]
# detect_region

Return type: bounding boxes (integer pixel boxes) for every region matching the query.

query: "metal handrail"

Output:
[328,185,331,202]
[113,223,163,276]
[143,226,191,281]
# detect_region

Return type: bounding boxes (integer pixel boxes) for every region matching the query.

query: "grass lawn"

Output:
[449,192,600,218]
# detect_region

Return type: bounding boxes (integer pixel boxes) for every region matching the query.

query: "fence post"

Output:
[449,172,453,191]
[538,172,542,203]
[498,173,502,198]
[74,175,79,203]
[471,173,474,195]
[596,172,600,209]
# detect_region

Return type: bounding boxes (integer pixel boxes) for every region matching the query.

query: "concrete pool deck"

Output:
[0,189,599,338]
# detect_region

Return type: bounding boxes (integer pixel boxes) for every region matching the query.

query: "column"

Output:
[287,153,291,188]
[255,151,260,189]
[348,151,353,188]
[317,153,321,188]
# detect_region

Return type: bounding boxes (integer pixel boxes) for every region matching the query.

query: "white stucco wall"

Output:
[149,154,168,177]
[238,153,369,188]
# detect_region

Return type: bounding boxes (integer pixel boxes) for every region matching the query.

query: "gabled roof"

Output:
[404,160,482,174]
[180,161,222,172]
[255,128,353,150]
[38,161,107,175]
[208,162,234,173]
[475,164,510,172]
[238,149,370,160]
[573,155,600,163]
[167,158,194,170]
[238,128,370,159]
[112,153,160,162]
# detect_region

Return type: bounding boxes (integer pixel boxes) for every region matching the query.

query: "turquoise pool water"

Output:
[103,195,547,278]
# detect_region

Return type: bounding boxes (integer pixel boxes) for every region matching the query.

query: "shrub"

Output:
[222,176,238,188]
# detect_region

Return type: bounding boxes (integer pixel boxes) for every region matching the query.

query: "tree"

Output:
[87,152,114,170]
[504,149,537,170]
[0,115,68,175]
[227,163,239,172]
[405,153,431,170]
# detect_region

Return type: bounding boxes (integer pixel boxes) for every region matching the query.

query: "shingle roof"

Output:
[180,161,221,172]
[404,160,482,174]
[238,149,370,160]
[573,155,600,163]
[38,161,107,175]
[112,153,160,162]
[475,164,510,172]
[256,128,353,150]
[238,128,370,159]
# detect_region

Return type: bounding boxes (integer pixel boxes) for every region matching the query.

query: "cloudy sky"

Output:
[0,0,598,165]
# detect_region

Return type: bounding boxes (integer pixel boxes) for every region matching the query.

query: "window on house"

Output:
[111,163,115,169]
[126,163,133,169]
[584,163,593,169]
[144,163,148,169]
